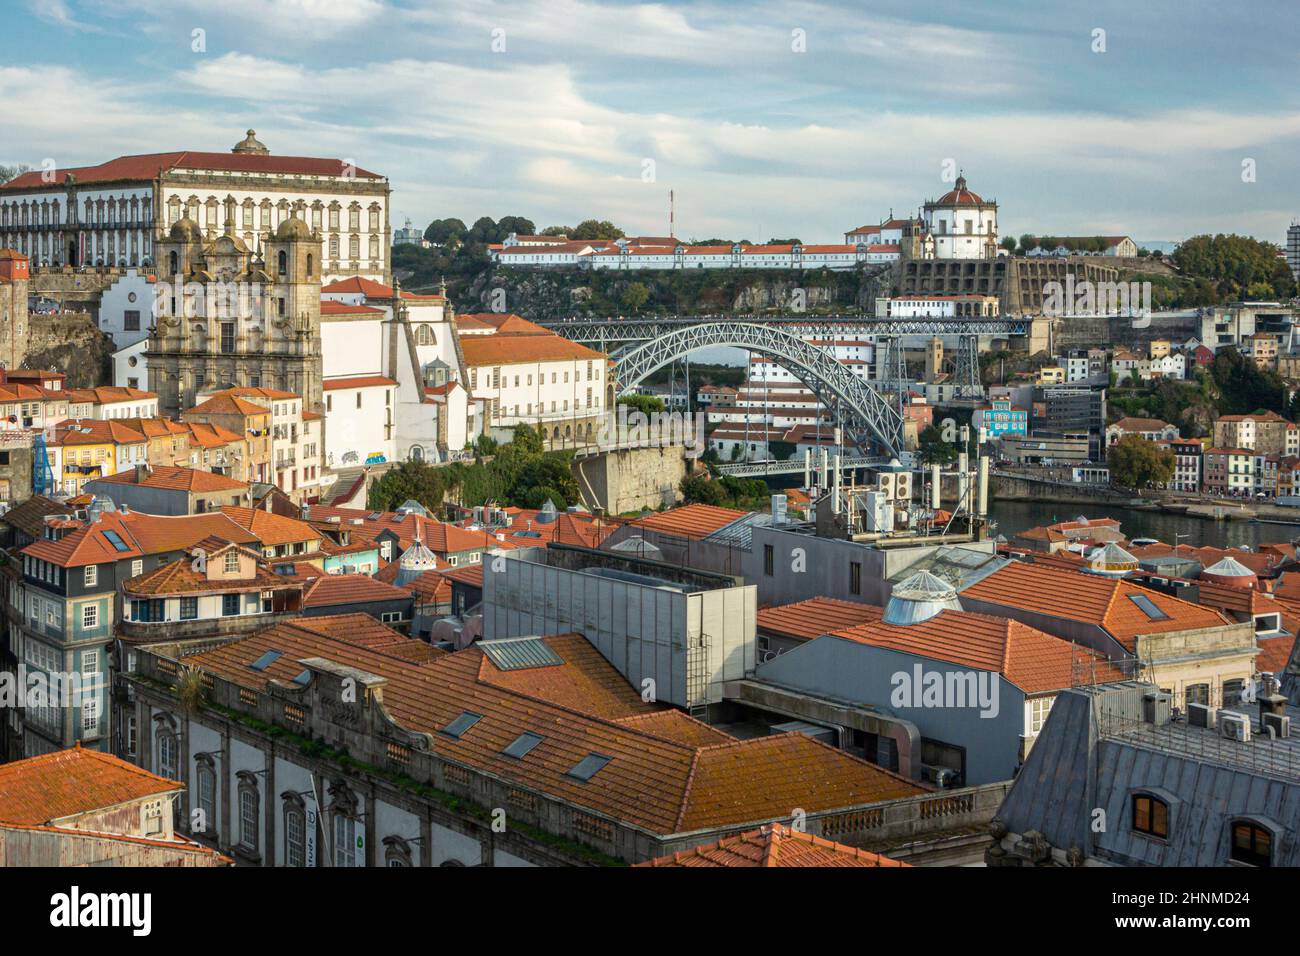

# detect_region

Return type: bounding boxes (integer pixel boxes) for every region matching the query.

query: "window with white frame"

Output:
[81,604,99,630]
[84,565,97,587]
[1029,696,1054,735]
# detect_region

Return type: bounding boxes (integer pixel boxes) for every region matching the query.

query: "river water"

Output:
[988,500,1300,550]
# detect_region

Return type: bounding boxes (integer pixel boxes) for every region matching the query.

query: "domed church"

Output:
[921,173,999,259]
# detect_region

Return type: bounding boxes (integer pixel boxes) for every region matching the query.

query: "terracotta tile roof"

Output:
[459,333,606,366]
[1188,579,1273,616]
[115,511,260,557]
[66,385,157,405]
[51,418,147,446]
[284,612,411,649]
[185,394,269,418]
[830,605,1127,694]
[183,421,244,448]
[116,417,190,439]
[177,627,923,835]
[494,509,615,549]
[962,561,1231,651]
[220,506,320,547]
[636,823,909,867]
[323,375,397,390]
[321,276,396,297]
[1256,634,1295,674]
[0,150,383,191]
[0,746,183,825]
[457,313,551,335]
[300,573,412,609]
[631,503,748,540]
[1132,543,1281,576]
[440,564,484,588]
[0,494,73,539]
[95,465,247,493]
[320,299,385,316]
[757,597,878,641]
[611,710,735,747]
[22,510,145,566]
[124,552,292,597]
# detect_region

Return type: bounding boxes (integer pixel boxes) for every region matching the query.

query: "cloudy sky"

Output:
[4,0,1297,245]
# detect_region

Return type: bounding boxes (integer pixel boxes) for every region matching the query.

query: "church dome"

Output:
[169,217,203,243]
[934,175,986,206]
[232,129,269,155]
[273,217,314,242]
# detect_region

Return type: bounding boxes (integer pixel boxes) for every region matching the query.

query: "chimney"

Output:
[135,462,149,482]
[1258,672,1288,722]
[1142,690,1171,726]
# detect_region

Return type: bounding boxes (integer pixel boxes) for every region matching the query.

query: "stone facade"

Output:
[147,218,323,417]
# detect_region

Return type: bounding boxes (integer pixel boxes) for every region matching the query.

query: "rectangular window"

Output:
[763,544,774,577]
[224,551,240,573]
[123,310,140,331]
[849,561,862,596]
[222,594,240,616]
[180,596,198,620]
[81,604,98,630]
[83,565,97,587]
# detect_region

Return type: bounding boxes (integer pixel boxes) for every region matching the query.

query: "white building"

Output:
[196,385,324,499]
[67,385,159,420]
[921,175,998,259]
[0,130,390,282]
[456,313,609,448]
[874,294,999,318]
[495,238,900,271]
[320,277,468,464]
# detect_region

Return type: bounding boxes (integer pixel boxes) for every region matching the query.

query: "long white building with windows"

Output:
[0,130,390,282]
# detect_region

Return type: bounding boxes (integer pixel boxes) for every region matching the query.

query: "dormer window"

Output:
[1230,820,1273,867]
[224,551,240,574]
[1132,793,1169,840]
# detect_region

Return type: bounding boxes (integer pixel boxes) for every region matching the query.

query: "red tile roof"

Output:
[123,550,291,597]
[300,573,412,609]
[1,151,383,191]
[962,561,1231,651]
[95,465,247,493]
[220,506,320,547]
[459,333,606,366]
[637,823,909,867]
[758,597,878,641]
[320,299,384,316]
[829,605,1127,694]
[0,746,182,825]
[186,394,269,418]
[632,503,747,540]
[323,375,397,390]
[178,628,923,835]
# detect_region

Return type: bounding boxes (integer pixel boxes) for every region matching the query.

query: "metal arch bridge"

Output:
[538,314,1028,351]
[609,321,908,457]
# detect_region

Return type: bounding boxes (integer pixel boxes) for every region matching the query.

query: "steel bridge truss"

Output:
[611,321,907,456]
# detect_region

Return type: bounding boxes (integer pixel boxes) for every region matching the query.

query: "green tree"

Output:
[621,281,650,313]
[571,219,625,240]
[618,393,665,414]
[1107,435,1175,490]
[424,217,467,245]
[496,215,536,240]
[918,423,957,465]
[680,473,724,506]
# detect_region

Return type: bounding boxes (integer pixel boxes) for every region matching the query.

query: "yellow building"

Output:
[47,419,148,496]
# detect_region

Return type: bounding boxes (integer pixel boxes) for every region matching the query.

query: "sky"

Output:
[4,0,1298,246]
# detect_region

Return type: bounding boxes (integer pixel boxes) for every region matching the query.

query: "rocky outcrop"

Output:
[24,312,114,387]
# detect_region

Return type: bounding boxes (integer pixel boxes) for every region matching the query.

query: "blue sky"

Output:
[4,0,1298,245]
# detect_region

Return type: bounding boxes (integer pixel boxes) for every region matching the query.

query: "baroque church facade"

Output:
[146,215,324,418]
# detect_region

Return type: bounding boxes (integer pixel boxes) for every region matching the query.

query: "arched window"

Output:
[383,836,413,867]
[306,253,313,278]
[277,250,287,276]
[333,812,357,867]
[1131,794,1169,839]
[283,799,307,867]
[1230,820,1273,867]
[194,757,217,838]
[237,773,260,853]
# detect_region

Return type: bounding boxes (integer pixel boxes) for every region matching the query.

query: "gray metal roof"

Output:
[701,511,773,551]
[996,682,1300,866]
[888,544,1009,591]
[479,635,565,671]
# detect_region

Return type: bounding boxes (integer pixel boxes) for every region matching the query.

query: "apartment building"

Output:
[1213,410,1299,457]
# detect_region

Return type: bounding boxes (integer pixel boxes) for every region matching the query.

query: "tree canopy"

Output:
[1107,435,1175,490]
[1173,233,1296,302]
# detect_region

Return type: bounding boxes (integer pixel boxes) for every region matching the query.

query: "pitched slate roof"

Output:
[637,823,909,867]
[0,746,182,825]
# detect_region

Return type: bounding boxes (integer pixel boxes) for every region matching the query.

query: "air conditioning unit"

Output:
[1187,702,1217,729]
[877,473,895,498]
[1219,711,1251,742]
[1261,712,1291,739]
[922,765,960,788]
[893,472,913,501]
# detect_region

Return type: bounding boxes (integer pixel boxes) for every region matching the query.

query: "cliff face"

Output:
[25,312,115,387]
[458,264,897,320]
